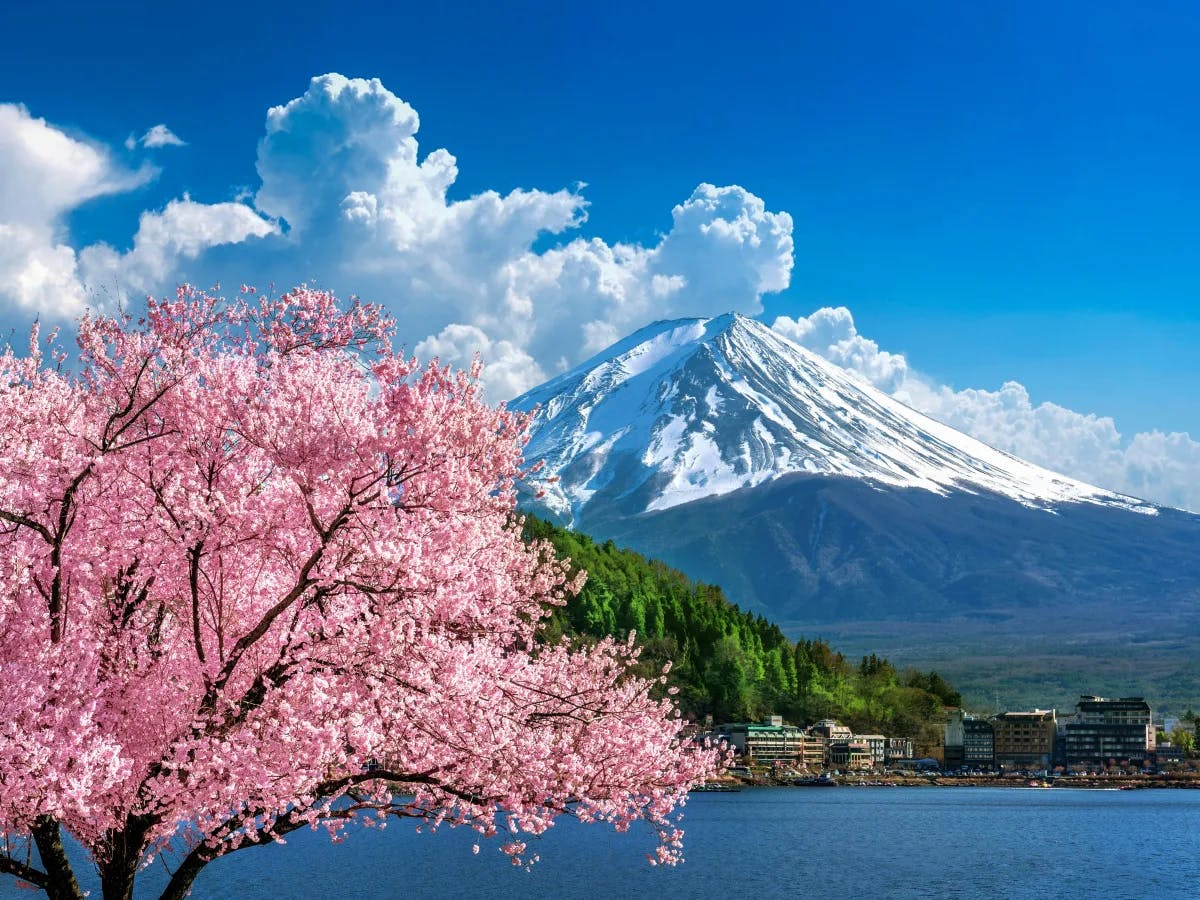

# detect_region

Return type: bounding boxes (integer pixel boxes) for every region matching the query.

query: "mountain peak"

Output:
[511,314,1155,527]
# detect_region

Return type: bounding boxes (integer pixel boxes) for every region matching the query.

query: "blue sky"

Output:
[1,1,1198,508]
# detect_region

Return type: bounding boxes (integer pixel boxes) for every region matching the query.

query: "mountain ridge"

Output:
[513,312,1157,526]
[511,312,1200,708]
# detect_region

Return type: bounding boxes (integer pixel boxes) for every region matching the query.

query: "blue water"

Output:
[6,788,1200,898]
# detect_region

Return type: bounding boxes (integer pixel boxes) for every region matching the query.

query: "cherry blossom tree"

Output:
[0,286,718,900]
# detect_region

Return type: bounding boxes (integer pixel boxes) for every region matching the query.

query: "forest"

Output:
[524,515,960,742]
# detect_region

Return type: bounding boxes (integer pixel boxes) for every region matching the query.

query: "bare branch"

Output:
[0,854,48,890]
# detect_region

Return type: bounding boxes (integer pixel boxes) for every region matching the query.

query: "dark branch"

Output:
[157,768,461,900]
[0,854,48,889]
[47,465,94,644]
[0,509,52,543]
[205,496,356,703]
[188,541,206,666]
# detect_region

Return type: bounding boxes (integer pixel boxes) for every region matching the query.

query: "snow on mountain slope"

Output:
[511,313,1156,525]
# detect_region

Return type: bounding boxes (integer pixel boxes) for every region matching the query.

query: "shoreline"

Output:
[709,773,1200,790]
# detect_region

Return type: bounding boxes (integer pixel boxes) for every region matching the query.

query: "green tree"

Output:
[1169,727,1196,755]
[522,514,956,735]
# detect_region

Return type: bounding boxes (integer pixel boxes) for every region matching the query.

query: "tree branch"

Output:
[0,854,48,890]
[205,497,356,703]
[47,465,94,644]
[188,541,206,666]
[0,509,52,543]
[156,768,461,900]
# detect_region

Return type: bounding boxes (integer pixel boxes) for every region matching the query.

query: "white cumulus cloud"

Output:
[248,74,586,345]
[125,124,186,150]
[236,75,794,397]
[0,103,152,316]
[1119,431,1200,513]
[414,324,546,402]
[0,76,794,401]
[773,306,909,393]
[0,104,272,321]
[79,197,277,297]
[491,183,793,375]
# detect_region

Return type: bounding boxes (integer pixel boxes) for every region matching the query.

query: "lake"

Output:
[5,788,1200,898]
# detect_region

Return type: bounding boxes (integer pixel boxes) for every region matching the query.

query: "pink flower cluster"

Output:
[0,286,718,896]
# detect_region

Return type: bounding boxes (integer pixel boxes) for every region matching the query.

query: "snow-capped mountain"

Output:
[513,313,1200,709]
[513,312,1153,525]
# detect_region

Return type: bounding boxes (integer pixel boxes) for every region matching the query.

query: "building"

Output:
[829,740,874,771]
[711,716,814,764]
[1076,695,1153,726]
[885,737,914,765]
[992,709,1056,771]
[811,719,853,744]
[856,734,887,767]
[1063,696,1155,768]
[963,717,995,770]
[944,709,966,769]
[810,719,853,767]
[1156,744,1184,765]
[795,731,827,770]
[945,710,994,770]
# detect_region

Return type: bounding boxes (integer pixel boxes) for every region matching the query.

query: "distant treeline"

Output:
[523,515,960,739]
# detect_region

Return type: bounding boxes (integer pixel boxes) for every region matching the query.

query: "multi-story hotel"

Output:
[963,717,995,769]
[992,709,1056,770]
[885,737,914,765]
[944,709,995,770]
[1062,696,1155,768]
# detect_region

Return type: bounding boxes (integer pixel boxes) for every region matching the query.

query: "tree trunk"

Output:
[99,851,140,900]
[157,846,212,900]
[97,815,156,900]
[30,817,84,900]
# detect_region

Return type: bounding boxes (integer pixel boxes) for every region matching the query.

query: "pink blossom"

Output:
[0,285,718,898]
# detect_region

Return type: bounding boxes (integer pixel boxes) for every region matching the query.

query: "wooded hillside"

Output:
[524,515,959,737]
